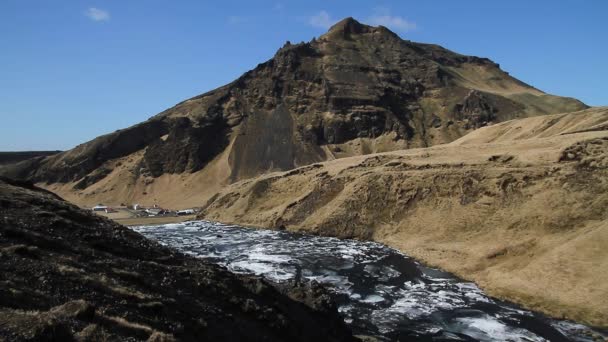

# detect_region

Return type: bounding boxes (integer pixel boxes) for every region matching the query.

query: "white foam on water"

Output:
[336,246,365,259]
[228,261,294,281]
[453,316,547,342]
[317,274,354,289]
[302,273,355,299]
[246,247,293,264]
[164,223,187,229]
[340,261,355,270]
[363,264,378,273]
[361,295,385,304]
[464,291,493,303]
[338,304,355,315]
[193,235,220,242]
[362,264,398,281]
[380,295,431,319]
[550,320,607,342]
[371,281,472,321]
[183,250,200,257]
[132,221,604,342]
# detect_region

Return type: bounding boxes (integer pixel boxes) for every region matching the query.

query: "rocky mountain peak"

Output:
[0,18,587,200]
[328,17,367,34]
[322,17,399,41]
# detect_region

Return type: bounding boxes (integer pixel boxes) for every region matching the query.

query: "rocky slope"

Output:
[198,107,608,328]
[1,18,586,208]
[0,151,60,166]
[0,177,354,341]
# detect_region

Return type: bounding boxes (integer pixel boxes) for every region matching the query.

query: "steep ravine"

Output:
[198,108,608,328]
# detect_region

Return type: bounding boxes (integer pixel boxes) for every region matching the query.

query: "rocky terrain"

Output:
[1,18,586,208]
[1,15,603,338]
[0,151,60,166]
[198,107,608,328]
[0,177,354,341]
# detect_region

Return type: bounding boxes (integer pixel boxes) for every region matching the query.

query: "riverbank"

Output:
[0,178,354,341]
[197,110,608,328]
[36,108,608,329]
[90,207,197,226]
[98,212,197,226]
[133,220,607,341]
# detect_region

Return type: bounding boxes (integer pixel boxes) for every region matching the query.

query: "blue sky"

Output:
[1,0,606,151]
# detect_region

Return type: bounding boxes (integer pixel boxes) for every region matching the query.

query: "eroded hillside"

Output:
[198,107,608,328]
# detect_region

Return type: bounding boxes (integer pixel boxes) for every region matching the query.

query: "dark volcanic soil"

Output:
[0,151,60,166]
[0,177,354,341]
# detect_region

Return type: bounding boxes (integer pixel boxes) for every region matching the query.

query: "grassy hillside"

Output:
[198,107,608,327]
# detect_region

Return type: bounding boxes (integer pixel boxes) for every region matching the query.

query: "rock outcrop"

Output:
[0,177,354,341]
[1,18,586,208]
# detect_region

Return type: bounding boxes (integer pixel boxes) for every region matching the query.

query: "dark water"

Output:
[133,221,605,342]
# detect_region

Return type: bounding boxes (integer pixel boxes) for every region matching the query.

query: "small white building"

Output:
[145,208,164,216]
[133,204,141,210]
[92,205,108,212]
[177,209,195,216]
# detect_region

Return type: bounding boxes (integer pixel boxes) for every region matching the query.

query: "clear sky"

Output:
[1,0,606,151]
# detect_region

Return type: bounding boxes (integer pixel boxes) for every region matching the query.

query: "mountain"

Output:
[198,106,608,327]
[0,150,61,166]
[2,17,587,207]
[0,177,354,341]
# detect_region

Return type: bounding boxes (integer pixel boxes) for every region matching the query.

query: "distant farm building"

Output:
[145,208,164,216]
[177,209,195,216]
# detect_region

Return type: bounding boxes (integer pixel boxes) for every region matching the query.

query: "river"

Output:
[133,220,605,342]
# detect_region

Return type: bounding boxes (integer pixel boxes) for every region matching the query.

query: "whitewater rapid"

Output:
[133,221,605,342]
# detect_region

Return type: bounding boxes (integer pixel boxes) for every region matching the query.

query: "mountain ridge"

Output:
[1,17,587,207]
[0,150,61,166]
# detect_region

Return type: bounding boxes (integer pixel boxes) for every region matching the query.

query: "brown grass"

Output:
[200,107,608,327]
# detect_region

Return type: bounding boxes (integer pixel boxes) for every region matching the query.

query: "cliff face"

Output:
[1,17,586,207]
[0,177,354,341]
[198,107,608,328]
